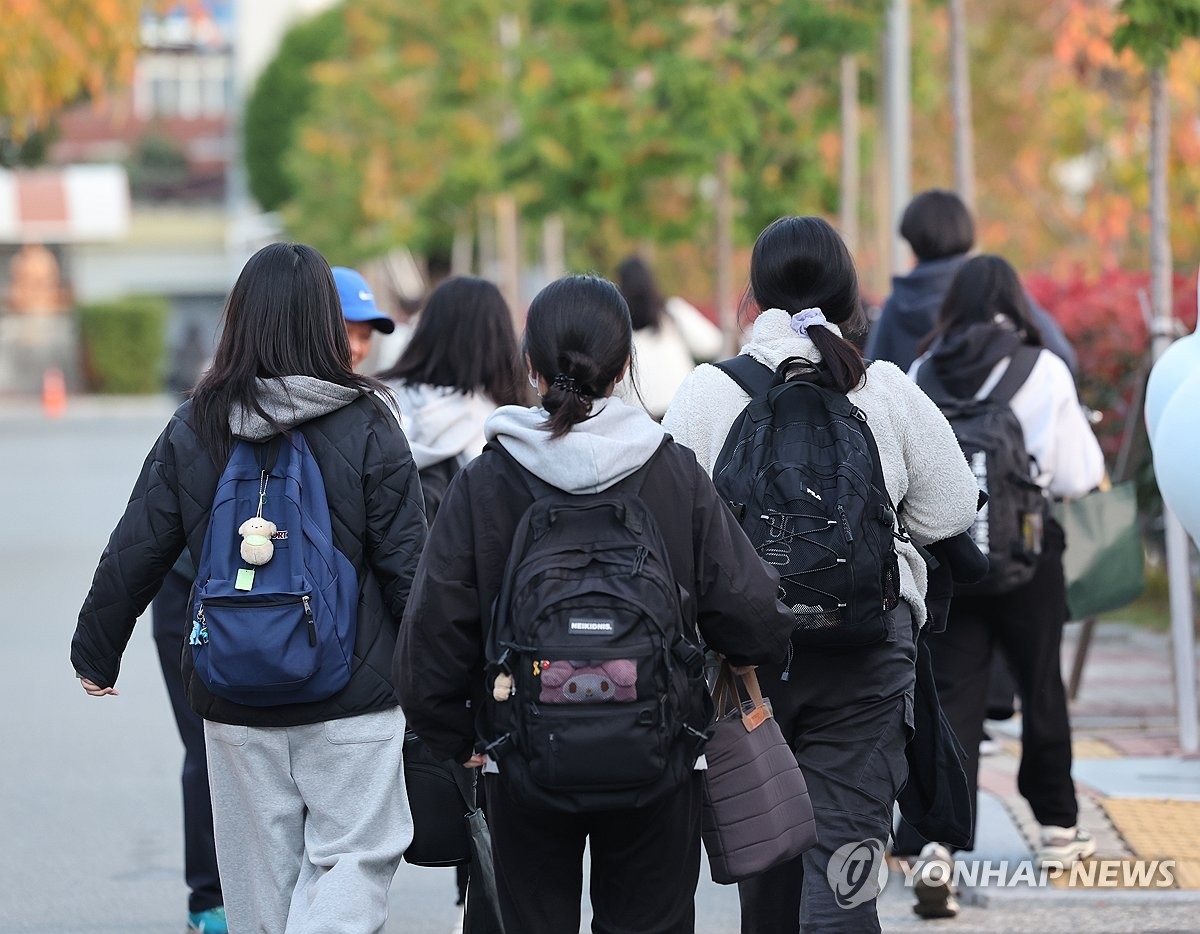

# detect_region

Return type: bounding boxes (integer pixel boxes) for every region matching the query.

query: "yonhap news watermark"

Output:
[826,840,1179,908]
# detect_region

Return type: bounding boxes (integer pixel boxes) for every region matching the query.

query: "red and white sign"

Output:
[0,166,131,244]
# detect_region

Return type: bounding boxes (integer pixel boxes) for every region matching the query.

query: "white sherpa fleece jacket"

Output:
[663,308,979,626]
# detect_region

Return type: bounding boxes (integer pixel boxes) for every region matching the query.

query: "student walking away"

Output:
[335,265,396,372]
[395,275,794,934]
[866,189,1076,375]
[663,216,979,934]
[71,243,427,934]
[377,276,527,523]
[902,254,1105,920]
[376,274,525,908]
[151,554,226,934]
[616,255,725,419]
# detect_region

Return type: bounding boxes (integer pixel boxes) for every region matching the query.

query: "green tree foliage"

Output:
[278,0,886,265]
[1114,0,1200,65]
[509,1,886,253]
[284,0,505,263]
[243,5,347,212]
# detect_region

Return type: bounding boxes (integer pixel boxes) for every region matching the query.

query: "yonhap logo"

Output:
[827,839,889,909]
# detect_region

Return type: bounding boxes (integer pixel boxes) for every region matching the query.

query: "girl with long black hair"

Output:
[664,216,980,932]
[72,242,426,933]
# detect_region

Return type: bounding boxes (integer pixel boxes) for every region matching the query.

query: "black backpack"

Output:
[481,442,710,812]
[417,456,460,525]
[916,347,1045,595]
[713,356,903,649]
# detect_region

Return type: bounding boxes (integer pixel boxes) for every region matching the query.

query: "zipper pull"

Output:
[303,596,316,647]
[632,545,648,576]
[837,504,855,543]
[781,640,794,682]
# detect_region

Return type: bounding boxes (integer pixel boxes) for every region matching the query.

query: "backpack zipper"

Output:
[780,640,794,682]
[836,504,855,543]
[303,595,316,646]
[631,545,648,576]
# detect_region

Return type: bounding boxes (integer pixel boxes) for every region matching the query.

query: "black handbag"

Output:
[402,731,506,933]
[402,730,472,867]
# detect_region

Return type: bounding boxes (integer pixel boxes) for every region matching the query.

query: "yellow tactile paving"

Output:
[1100,798,1200,889]
[1071,737,1121,760]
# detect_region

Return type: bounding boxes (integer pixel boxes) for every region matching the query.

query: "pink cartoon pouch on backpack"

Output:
[538,659,637,703]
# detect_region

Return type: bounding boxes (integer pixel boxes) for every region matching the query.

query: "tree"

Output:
[243,4,346,212]
[0,0,143,136]
[1113,0,1200,350]
[285,0,507,264]
[1111,0,1200,757]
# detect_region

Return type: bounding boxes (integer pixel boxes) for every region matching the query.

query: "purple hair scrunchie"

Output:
[790,307,829,338]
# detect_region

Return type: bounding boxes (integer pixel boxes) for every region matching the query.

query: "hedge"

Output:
[77,296,169,394]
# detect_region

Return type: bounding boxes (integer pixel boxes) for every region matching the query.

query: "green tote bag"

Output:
[1054,481,1145,620]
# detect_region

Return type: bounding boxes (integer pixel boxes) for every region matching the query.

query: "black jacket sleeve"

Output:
[71,418,187,688]
[689,459,793,666]
[363,418,427,625]
[394,468,484,764]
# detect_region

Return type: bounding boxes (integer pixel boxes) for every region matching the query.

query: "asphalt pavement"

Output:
[4,396,1197,933]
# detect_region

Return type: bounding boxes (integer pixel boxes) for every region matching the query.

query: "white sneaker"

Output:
[912,842,959,919]
[1037,825,1096,866]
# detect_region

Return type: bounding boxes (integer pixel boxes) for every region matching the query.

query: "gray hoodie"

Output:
[484,396,667,494]
[229,375,363,440]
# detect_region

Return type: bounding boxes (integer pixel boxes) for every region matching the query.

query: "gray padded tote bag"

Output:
[700,665,818,884]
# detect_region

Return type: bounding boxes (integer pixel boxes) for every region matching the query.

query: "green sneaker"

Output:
[187,906,228,934]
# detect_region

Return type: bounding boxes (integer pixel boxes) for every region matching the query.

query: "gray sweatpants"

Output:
[204,707,413,934]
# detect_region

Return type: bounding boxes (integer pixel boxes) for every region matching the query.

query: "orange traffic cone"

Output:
[42,367,67,418]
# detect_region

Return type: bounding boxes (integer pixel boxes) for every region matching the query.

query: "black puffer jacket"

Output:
[72,391,426,727]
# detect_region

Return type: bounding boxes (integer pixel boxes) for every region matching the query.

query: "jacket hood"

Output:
[385,380,495,470]
[484,396,667,494]
[928,322,1026,398]
[885,255,966,340]
[230,376,363,440]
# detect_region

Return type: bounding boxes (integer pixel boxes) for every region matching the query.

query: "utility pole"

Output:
[949,0,976,210]
[884,0,911,277]
[839,55,860,254]
[1148,64,1198,755]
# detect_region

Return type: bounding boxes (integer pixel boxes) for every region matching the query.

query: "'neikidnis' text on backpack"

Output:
[916,347,1044,595]
[481,442,710,812]
[190,433,358,706]
[713,356,904,649]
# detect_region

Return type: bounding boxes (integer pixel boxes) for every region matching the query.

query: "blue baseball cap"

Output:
[332,266,395,334]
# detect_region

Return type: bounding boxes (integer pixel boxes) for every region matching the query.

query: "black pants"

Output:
[738,603,916,934]
[895,518,1077,855]
[485,772,701,934]
[151,567,223,915]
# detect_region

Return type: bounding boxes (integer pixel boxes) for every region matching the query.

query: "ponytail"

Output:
[806,326,867,394]
[523,276,633,439]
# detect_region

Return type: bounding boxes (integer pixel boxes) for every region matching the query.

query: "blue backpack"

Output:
[190,433,358,706]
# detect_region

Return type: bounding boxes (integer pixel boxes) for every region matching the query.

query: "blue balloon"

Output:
[1146,332,1200,445]
[1153,369,1200,546]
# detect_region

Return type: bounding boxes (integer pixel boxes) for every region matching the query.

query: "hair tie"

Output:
[790,307,829,338]
[552,373,583,396]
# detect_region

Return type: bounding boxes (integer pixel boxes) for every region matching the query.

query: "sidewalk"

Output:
[880,619,1200,930]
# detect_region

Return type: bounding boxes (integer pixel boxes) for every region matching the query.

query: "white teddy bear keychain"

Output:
[239,471,276,566]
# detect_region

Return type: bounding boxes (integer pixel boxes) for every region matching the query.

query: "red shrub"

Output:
[1025,268,1198,463]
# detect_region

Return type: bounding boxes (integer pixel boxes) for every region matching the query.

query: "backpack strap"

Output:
[916,345,1040,405]
[713,355,774,399]
[985,346,1040,406]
